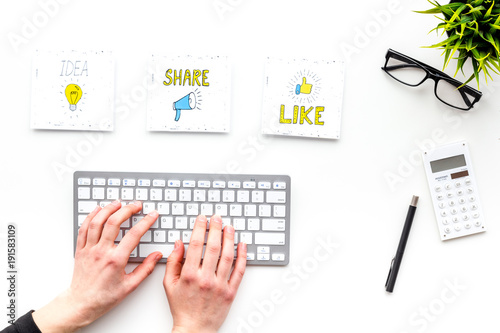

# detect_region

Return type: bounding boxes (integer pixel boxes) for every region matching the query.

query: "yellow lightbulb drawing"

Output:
[65,84,82,111]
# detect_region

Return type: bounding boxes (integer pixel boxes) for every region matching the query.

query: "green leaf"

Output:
[484,0,495,18]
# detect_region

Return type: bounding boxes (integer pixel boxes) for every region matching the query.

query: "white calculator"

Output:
[422,141,486,240]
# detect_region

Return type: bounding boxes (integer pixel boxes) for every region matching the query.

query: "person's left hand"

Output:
[33,201,162,332]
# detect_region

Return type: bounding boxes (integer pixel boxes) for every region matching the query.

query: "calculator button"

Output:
[454,225,462,231]
[474,220,482,227]
[448,200,456,207]
[447,192,454,198]
[455,181,462,188]
[456,190,464,196]
[450,208,458,215]
[442,219,450,225]
[466,187,474,194]
[472,213,480,219]
[465,178,472,185]
[445,183,452,190]
[435,185,442,192]
[444,227,452,234]
[440,211,448,217]
[452,216,459,223]
[460,206,468,213]
[469,196,476,202]
[438,202,446,209]
[436,194,444,201]
[470,204,478,211]
[462,214,470,221]
[464,222,472,229]
[458,198,466,204]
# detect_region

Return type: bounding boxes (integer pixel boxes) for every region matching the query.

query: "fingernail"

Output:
[212,215,222,224]
[174,240,182,250]
[155,253,163,261]
[148,210,158,217]
[241,242,247,252]
[112,200,121,207]
[225,225,235,234]
[133,201,142,207]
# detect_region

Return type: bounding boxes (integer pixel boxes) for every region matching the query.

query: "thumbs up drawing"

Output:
[295,77,313,95]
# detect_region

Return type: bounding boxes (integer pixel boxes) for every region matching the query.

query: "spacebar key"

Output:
[139,244,175,258]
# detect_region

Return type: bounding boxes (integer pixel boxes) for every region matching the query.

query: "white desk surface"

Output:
[1,0,499,332]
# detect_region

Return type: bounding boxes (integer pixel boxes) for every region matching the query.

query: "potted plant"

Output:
[416,0,500,88]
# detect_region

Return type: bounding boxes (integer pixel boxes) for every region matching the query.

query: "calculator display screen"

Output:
[430,154,466,173]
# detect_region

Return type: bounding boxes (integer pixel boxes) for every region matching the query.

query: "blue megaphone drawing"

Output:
[173,92,196,121]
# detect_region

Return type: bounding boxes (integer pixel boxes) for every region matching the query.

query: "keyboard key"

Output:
[78,187,91,199]
[266,191,286,203]
[273,182,286,189]
[123,179,136,186]
[272,253,285,261]
[223,190,235,202]
[138,179,151,187]
[168,180,181,187]
[108,178,121,186]
[255,233,285,245]
[243,181,256,189]
[150,189,162,201]
[78,178,91,185]
[258,182,271,189]
[139,244,174,258]
[121,188,134,201]
[165,189,177,201]
[93,178,106,186]
[153,179,166,187]
[78,201,98,213]
[192,190,205,202]
[252,191,264,203]
[237,191,250,203]
[136,189,148,200]
[198,180,211,188]
[262,219,286,231]
[228,181,241,189]
[183,180,196,187]
[213,181,226,188]
[153,230,166,242]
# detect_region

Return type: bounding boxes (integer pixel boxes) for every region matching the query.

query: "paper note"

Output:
[147,55,231,132]
[30,50,114,131]
[261,57,345,139]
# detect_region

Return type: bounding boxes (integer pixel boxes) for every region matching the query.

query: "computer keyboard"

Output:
[73,171,291,266]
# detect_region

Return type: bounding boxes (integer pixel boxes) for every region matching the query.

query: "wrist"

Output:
[32,289,92,333]
[172,325,217,333]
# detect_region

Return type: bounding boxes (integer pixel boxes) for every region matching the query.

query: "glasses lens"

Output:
[385,56,428,86]
[435,79,474,110]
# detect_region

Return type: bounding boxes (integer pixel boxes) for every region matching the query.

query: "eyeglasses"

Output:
[381,49,482,111]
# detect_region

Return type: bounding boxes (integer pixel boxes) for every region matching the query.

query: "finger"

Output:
[100,201,142,244]
[125,251,162,294]
[165,240,185,287]
[116,211,159,261]
[229,242,247,291]
[86,200,122,246]
[216,225,236,281]
[183,215,207,268]
[76,205,101,251]
[201,215,223,274]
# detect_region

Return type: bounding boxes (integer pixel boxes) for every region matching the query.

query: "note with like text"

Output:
[262,57,345,139]
[147,55,231,132]
[30,50,114,131]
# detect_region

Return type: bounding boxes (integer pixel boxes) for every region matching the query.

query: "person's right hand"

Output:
[164,215,247,333]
